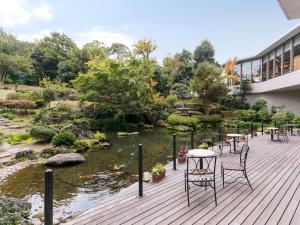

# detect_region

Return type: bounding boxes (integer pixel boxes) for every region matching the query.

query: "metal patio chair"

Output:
[184,155,217,206]
[221,144,253,191]
[276,128,289,143]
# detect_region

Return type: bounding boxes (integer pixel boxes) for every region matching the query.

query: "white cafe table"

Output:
[267,127,278,141]
[187,149,215,169]
[226,133,244,153]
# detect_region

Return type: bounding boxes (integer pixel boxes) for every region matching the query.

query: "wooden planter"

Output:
[152,170,166,182]
[177,155,186,163]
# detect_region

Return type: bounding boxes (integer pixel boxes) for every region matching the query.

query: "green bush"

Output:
[257,108,269,121]
[73,140,91,152]
[5,132,32,145]
[252,99,267,111]
[198,115,222,127]
[1,112,15,120]
[292,116,300,125]
[198,143,209,149]
[237,121,259,130]
[285,111,295,123]
[52,131,76,146]
[30,126,58,142]
[166,114,198,128]
[94,131,106,141]
[272,112,288,127]
[234,109,256,121]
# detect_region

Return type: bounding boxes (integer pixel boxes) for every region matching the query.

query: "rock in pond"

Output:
[45,153,85,166]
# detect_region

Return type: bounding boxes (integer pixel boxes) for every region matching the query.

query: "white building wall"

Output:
[246,90,300,114]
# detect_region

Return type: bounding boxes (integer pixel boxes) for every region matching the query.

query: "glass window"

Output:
[293,34,300,71]
[252,59,261,83]
[284,40,291,74]
[235,63,241,76]
[269,51,274,79]
[275,47,282,77]
[262,56,267,81]
[242,62,251,81]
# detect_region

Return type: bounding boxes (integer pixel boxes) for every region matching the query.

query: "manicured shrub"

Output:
[272,112,288,126]
[252,99,267,111]
[166,114,198,127]
[94,131,106,141]
[2,112,15,120]
[30,126,58,142]
[234,109,256,121]
[285,111,295,123]
[257,108,269,121]
[292,116,300,126]
[198,115,222,127]
[52,131,76,146]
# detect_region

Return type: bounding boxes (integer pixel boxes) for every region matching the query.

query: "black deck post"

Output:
[236,123,240,134]
[44,169,53,225]
[173,134,176,171]
[191,129,194,149]
[251,121,253,139]
[138,144,143,198]
[261,121,264,135]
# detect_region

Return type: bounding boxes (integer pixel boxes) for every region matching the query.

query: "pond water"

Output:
[0,128,195,219]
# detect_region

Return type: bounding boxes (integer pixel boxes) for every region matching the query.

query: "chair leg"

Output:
[213,180,217,206]
[243,170,253,191]
[187,183,190,206]
[184,173,186,191]
[221,166,224,188]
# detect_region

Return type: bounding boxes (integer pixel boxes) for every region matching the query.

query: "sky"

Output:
[0,0,299,64]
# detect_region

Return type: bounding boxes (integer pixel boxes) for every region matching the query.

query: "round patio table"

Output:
[285,124,295,135]
[226,133,244,153]
[187,149,215,169]
[267,127,278,141]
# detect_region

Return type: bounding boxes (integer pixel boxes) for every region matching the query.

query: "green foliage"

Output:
[190,61,228,115]
[198,115,222,125]
[52,131,76,146]
[42,88,57,104]
[236,121,259,130]
[0,100,37,109]
[5,132,32,145]
[234,109,256,121]
[151,163,165,175]
[94,131,106,141]
[193,40,215,65]
[257,108,269,121]
[171,83,191,99]
[272,112,288,127]
[292,116,300,125]
[30,126,58,142]
[252,99,267,111]
[166,114,198,127]
[73,139,91,153]
[90,119,138,132]
[165,95,178,109]
[1,112,15,120]
[285,111,295,123]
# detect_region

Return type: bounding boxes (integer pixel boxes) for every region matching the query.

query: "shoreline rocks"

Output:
[45,153,85,166]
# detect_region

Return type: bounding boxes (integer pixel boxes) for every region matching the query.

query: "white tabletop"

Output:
[266,127,278,130]
[226,133,244,137]
[187,149,215,157]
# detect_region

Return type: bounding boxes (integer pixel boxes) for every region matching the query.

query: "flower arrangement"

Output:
[198,143,209,149]
[151,163,166,182]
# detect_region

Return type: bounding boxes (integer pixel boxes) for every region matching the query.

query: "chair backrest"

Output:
[240,144,250,169]
[187,155,217,176]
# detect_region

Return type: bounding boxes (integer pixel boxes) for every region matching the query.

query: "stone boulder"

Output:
[15,149,35,160]
[45,153,85,166]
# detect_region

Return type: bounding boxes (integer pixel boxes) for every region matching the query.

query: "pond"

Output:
[0,128,197,220]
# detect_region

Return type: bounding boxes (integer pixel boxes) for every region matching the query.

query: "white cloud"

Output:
[16,29,52,42]
[76,27,134,48]
[0,0,53,28]
[32,3,53,21]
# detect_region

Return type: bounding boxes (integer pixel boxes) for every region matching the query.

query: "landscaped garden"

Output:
[1,29,300,224]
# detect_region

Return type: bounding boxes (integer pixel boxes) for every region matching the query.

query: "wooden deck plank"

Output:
[290,200,300,225]
[63,135,300,225]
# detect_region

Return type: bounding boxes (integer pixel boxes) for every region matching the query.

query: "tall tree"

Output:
[133,38,157,60]
[190,61,228,115]
[31,32,80,81]
[108,43,130,60]
[193,40,215,65]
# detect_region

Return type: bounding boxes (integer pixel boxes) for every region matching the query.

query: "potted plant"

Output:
[177,145,187,163]
[151,163,166,182]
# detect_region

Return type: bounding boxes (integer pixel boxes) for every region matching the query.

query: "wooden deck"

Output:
[64,134,300,225]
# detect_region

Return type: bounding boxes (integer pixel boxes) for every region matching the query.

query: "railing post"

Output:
[44,169,53,225]
[236,123,240,134]
[173,134,176,171]
[138,144,143,198]
[261,121,264,135]
[251,121,253,139]
[191,129,194,149]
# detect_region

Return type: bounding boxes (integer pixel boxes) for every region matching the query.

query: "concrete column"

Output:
[267,54,269,80]
[281,46,284,76]
[260,58,263,81]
